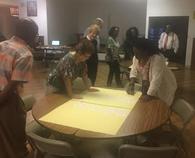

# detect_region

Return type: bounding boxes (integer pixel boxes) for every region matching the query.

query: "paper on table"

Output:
[40,88,141,135]
[40,100,131,135]
[79,87,141,109]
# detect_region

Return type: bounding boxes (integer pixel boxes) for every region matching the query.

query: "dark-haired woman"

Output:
[127,38,177,106]
[122,27,139,60]
[106,26,123,87]
[48,39,97,99]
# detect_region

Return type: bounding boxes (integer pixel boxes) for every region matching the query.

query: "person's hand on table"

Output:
[126,83,135,95]
[88,87,99,92]
[72,94,83,99]
[139,94,156,102]
[126,77,136,95]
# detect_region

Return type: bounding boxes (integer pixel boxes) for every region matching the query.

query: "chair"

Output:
[21,95,36,111]
[151,98,195,156]
[26,121,76,158]
[119,144,178,158]
[170,98,195,131]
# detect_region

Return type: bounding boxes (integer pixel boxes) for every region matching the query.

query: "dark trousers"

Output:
[0,93,27,158]
[107,60,122,87]
[162,49,176,62]
[87,62,98,86]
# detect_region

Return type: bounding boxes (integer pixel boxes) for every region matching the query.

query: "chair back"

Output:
[119,144,178,158]
[26,121,75,157]
[171,98,195,128]
[22,95,36,111]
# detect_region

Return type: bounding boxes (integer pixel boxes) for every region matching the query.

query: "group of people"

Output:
[0,16,178,158]
[48,18,104,99]
[48,18,124,96]
[47,19,178,107]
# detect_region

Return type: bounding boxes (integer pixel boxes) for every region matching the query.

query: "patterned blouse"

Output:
[0,36,33,91]
[56,51,87,80]
[106,36,120,61]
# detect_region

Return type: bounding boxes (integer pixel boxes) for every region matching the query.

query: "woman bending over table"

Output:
[127,38,177,106]
[48,39,97,99]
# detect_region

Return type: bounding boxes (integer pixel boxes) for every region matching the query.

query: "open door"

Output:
[148,16,189,65]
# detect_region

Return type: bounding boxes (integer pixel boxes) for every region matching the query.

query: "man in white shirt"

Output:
[158,25,179,62]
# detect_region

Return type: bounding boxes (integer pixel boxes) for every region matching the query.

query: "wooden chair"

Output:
[119,144,178,158]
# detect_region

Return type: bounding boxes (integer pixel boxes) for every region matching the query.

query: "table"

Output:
[120,60,182,72]
[32,88,169,139]
[35,45,70,65]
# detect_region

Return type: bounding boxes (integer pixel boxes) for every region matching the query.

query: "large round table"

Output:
[32,92,170,139]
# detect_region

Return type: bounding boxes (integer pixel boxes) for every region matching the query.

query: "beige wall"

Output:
[0,0,48,44]
[77,0,147,43]
[19,0,48,44]
[0,0,19,38]
[0,0,18,6]
[47,0,78,45]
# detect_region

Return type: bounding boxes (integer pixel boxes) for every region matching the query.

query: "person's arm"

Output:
[126,77,136,95]
[139,56,165,102]
[173,33,179,53]
[129,56,138,79]
[158,33,164,50]
[63,77,73,98]
[126,56,137,95]
[106,37,114,61]
[1,53,33,104]
[0,81,18,105]
[82,74,90,90]
[63,77,82,99]
[147,55,165,97]
[82,65,99,92]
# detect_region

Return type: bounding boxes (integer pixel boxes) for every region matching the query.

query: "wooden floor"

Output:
[22,61,195,158]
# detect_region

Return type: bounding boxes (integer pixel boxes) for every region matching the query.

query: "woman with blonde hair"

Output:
[84,24,100,86]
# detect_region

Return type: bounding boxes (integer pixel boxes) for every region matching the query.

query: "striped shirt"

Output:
[0,36,33,91]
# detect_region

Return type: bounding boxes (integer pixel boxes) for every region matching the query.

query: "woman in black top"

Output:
[122,27,139,60]
[84,24,100,86]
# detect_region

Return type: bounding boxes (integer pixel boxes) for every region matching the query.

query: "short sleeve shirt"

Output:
[0,37,33,91]
[56,51,87,80]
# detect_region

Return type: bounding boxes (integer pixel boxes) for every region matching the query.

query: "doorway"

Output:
[148,16,189,65]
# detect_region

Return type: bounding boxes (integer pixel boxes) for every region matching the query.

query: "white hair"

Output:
[95,18,104,23]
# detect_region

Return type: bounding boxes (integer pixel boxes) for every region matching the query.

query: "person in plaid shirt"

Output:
[0,18,38,158]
